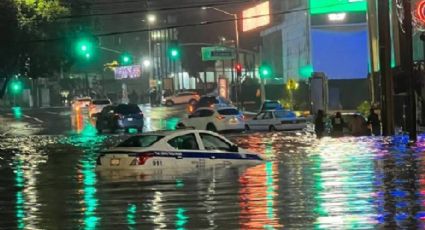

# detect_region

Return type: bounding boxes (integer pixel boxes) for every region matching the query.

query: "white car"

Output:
[89,99,112,117]
[162,91,200,106]
[96,129,266,170]
[72,97,92,113]
[178,107,245,132]
[245,110,307,131]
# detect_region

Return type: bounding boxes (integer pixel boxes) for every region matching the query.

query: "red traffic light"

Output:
[235,64,242,76]
[235,64,242,71]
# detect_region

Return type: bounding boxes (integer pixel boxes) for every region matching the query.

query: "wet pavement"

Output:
[1,107,425,229]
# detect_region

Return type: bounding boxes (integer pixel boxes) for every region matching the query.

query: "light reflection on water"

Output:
[2,131,425,229]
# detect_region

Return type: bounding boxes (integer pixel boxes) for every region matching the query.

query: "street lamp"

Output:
[202,6,240,105]
[145,13,156,84]
[143,59,151,68]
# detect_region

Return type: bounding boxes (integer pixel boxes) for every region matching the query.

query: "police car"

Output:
[96,129,266,170]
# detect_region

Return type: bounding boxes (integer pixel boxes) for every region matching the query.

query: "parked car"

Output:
[96,129,266,170]
[177,106,245,132]
[96,104,144,133]
[89,99,112,117]
[162,91,200,106]
[246,110,307,131]
[193,96,232,109]
[72,97,92,112]
[259,100,284,112]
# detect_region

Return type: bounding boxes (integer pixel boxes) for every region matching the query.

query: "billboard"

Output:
[114,65,141,80]
[310,0,367,15]
[242,1,270,32]
[311,27,368,79]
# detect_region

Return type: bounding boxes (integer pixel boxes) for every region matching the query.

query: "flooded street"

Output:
[2,128,425,229]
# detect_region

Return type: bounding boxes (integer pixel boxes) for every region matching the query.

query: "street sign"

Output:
[202,46,235,61]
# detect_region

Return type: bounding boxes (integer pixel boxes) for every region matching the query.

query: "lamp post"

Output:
[202,7,240,105]
[146,14,156,84]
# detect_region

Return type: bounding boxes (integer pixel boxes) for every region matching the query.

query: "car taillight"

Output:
[216,115,225,120]
[137,152,153,165]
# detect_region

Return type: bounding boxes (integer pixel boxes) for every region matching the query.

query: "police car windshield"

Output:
[117,135,164,148]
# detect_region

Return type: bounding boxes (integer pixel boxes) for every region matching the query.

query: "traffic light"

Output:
[119,53,133,66]
[259,64,272,79]
[9,79,23,95]
[75,37,95,60]
[235,64,242,76]
[168,40,181,60]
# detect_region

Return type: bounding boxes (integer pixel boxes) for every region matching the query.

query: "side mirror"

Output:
[229,145,239,152]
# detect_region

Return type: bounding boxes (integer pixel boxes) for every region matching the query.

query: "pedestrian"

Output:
[149,87,157,107]
[367,108,381,136]
[331,111,344,137]
[350,114,368,136]
[314,109,325,138]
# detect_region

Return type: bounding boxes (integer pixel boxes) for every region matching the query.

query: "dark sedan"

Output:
[95,104,144,133]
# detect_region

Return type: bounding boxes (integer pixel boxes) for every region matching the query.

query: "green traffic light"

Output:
[120,53,133,65]
[259,64,272,78]
[10,80,23,94]
[168,47,180,59]
[75,38,94,60]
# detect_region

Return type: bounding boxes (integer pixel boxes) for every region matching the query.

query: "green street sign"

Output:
[202,46,235,61]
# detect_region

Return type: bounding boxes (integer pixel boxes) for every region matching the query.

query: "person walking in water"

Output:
[331,111,344,137]
[314,110,325,138]
[367,108,381,136]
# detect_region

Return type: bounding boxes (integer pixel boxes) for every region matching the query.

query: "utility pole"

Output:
[377,0,395,135]
[399,0,417,141]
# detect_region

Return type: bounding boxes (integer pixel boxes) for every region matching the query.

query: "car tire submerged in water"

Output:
[207,123,217,132]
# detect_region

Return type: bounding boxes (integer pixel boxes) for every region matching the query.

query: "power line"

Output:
[21,2,361,43]
[59,0,250,19]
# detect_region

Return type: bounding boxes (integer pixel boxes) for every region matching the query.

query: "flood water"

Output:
[1,130,425,229]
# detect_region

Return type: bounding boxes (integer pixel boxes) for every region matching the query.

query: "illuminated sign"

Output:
[310,0,367,15]
[114,65,141,80]
[242,1,270,32]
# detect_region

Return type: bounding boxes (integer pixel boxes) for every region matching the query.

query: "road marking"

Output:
[23,115,44,123]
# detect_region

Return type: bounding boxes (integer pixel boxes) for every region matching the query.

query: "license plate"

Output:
[127,118,133,121]
[229,119,238,124]
[110,158,120,166]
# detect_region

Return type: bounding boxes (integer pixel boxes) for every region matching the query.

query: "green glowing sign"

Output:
[310,0,367,14]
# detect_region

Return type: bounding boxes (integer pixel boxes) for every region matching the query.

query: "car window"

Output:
[255,112,265,120]
[275,110,296,118]
[263,102,282,111]
[263,112,273,119]
[115,104,141,115]
[190,110,201,118]
[218,108,239,115]
[117,135,164,147]
[168,134,199,150]
[200,133,232,151]
[102,106,115,114]
[92,100,111,105]
[200,109,214,117]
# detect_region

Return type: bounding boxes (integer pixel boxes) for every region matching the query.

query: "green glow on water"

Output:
[175,179,184,188]
[127,204,137,227]
[175,208,188,229]
[60,125,106,230]
[12,107,22,120]
[15,160,25,229]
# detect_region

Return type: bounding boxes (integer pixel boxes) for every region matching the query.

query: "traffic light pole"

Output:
[377,0,395,136]
[400,0,417,141]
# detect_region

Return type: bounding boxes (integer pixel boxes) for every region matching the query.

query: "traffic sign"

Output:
[202,46,235,61]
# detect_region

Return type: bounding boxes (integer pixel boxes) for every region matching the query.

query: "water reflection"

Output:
[3,132,425,229]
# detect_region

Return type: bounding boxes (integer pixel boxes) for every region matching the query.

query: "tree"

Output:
[0,0,77,99]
